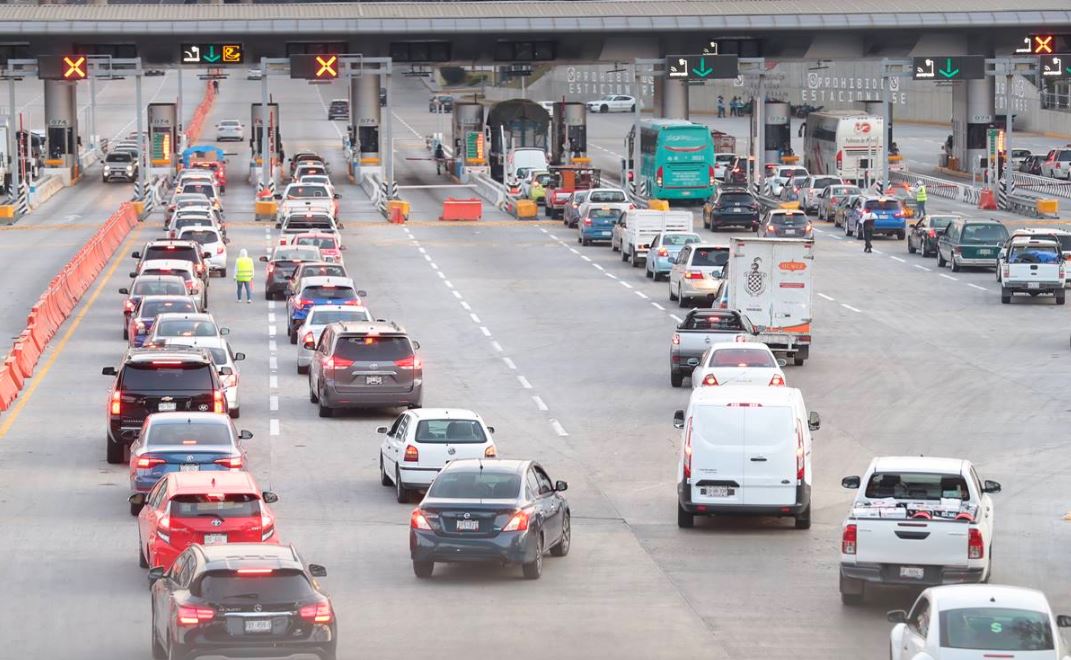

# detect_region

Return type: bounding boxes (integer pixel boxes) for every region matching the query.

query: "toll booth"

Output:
[250,102,281,167]
[549,102,588,166]
[43,80,79,183]
[350,74,382,175]
[147,102,177,174]
[451,102,486,177]
[763,101,791,164]
[485,99,550,182]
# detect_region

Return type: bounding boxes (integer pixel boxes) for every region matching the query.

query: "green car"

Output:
[936,218,1009,272]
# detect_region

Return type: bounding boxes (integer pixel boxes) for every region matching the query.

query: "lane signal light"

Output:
[1034,35,1054,54]
[63,56,87,80]
[315,55,338,79]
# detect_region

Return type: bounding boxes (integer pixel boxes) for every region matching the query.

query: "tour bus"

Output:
[625,120,716,201]
[803,111,884,185]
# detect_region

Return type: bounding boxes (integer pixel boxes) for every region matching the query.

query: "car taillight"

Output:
[583,218,592,225]
[766,225,777,234]
[260,510,275,541]
[184,280,193,293]
[410,509,432,530]
[928,228,936,238]
[303,332,314,346]
[835,150,843,169]
[213,390,224,414]
[684,271,704,280]
[323,356,353,372]
[894,212,903,218]
[394,355,422,370]
[177,605,215,627]
[842,524,857,555]
[266,263,275,275]
[656,166,663,188]
[627,170,634,181]
[343,299,361,306]
[805,223,812,233]
[657,247,669,257]
[124,299,136,312]
[298,298,314,308]
[795,427,805,480]
[136,457,165,469]
[502,509,530,532]
[701,373,718,387]
[216,245,225,255]
[110,390,122,415]
[403,445,419,462]
[682,417,693,479]
[953,246,962,255]
[484,445,497,457]
[770,373,786,386]
[299,600,333,624]
[709,165,716,187]
[968,528,984,559]
[214,456,243,469]
[672,333,680,346]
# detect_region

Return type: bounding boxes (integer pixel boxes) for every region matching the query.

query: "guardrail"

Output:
[891,171,980,206]
[28,175,63,211]
[470,171,508,211]
[1010,171,1071,201]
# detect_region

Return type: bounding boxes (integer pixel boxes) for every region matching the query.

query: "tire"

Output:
[677,502,694,528]
[630,252,641,268]
[677,286,688,308]
[139,536,149,568]
[844,221,850,236]
[395,467,410,503]
[297,363,309,375]
[794,505,811,530]
[951,255,960,272]
[793,355,806,366]
[670,371,683,388]
[123,325,129,340]
[106,436,124,464]
[550,512,571,557]
[645,268,653,279]
[151,619,166,660]
[907,239,916,254]
[317,396,333,418]
[839,575,864,605]
[668,284,678,301]
[288,325,297,345]
[581,238,590,246]
[629,104,636,112]
[937,251,947,267]
[1001,288,1011,304]
[309,379,319,403]
[600,104,609,113]
[131,500,143,517]
[897,231,905,240]
[413,561,434,578]
[1058,291,1066,306]
[228,406,240,419]
[521,534,544,579]
[380,456,392,487]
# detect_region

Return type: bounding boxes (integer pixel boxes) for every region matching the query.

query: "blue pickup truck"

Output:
[845,195,906,240]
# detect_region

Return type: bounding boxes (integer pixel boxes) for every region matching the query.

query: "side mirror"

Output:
[262,491,279,504]
[223,237,231,245]
[238,429,253,440]
[129,272,138,278]
[555,480,568,492]
[219,366,234,377]
[337,223,345,229]
[118,287,130,295]
[376,426,389,434]
[339,245,348,251]
[1056,615,1071,628]
[886,610,908,624]
[132,251,141,259]
[808,411,821,431]
[673,409,685,429]
[841,475,861,489]
[102,366,117,376]
[128,493,146,506]
[487,426,495,434]
[259,256,269,263]
[219,327,230,336]
[982,480,1002,494]
[202,252,212,259]
[308,564,327,578]
[333,193,340,199]
[147,567,166,584]
[233,352,245,361]
[412,341,421,350]
[752,325,765,335]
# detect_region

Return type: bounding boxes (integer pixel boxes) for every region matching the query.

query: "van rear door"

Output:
[689,406,745,506]
[741,406,797,506]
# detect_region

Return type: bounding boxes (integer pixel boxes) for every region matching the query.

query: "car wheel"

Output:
[677,502,694,528]
[670,371,683,388]
[150,611,166,660]
[395,468,409,503]
[1058,290,1067,306]
[297,363,309,375]
[122,325,129,340]
[630,252,640,268]
[677,286,688,308]
[668,283,678,301]
[645,267,653,279]
[1001,287,1011,304]
[581,238,590,246]
[309,380,319,403]
[228,406,240,419]
[106,436,124,465]
[139,536,149,568]
[897,231,905,240]
[839,580,865,606]
[413,560,434,578]
[131,499,143,517]
[844,221,850,236]
[937,251,947,267]
[907,238,916,254]
[288,325,297,345]
[550,512,571,557]
[794,505,811,530]
[521,534,544,579]
[380,455,392,487]
[793,355,806,366]
[600,104,609,113]
[317,398,333,418]
[629,104,636,112]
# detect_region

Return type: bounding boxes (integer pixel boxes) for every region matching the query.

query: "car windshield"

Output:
[940,608,1053,651]
[182,184,214,196]
[170,494,260,519]
[181,230,219,245]
[683,313,743,331]
[140,299,196,318]
[309,309,370,325]
[863,472,970,500]
[297,265,346,279]
[302,285,356,300]
[295,236,337,249]
[142,269,192,282]
[155,320,218,337]
[710,348,777,368]
[335,336,411,362]
[961,224,1009,244]
[865,200,901,211]
[588,190,626,203]
[147,420,232,446]
[120,363,214,390]
[427,470,521,499]
[106,153,132,163]
[691,248,728,268]
[663,234,700,246]
[275,247,321,262]
[133,280,186,296]
[198,571,314,602]
[715,154,735,163]
[287,186,328,198]
[219,120,240,127]
[1009,245,1059,263]
[719,193,754,206]
[414,419,487,444]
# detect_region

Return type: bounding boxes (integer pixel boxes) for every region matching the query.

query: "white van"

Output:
[505,148,548,184]
[612,209,692,267]
[674,386,820,529]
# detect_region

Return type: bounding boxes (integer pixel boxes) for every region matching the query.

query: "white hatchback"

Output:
[691,342,787,389]
[177,225,228,277]
[378,408,498,503]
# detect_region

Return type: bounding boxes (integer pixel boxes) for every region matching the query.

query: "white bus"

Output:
[803,111,884,185]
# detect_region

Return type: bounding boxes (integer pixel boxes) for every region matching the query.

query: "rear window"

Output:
[198,571,314,602]
[170,494,260,519]
[709,348,776,368]
[813,177,840,189]
[143,269,192,283]
[683,313,743,331]
[865,200,901,211]
[830,186,859,196]
[1009,245,1059,263]
[146,420,232,446]
[663,234,699,246]
[334,336,411,362]
[864,472,970,500]
[309,309,371,325]
[928,216,956,231]
[718,193,754,206]
[588,208,622,221]
[120,362,214,390]
[297,264,346,279]
[1055,151,1071,162]
[155,319,218,337]
[182,184,214,196]
[691,248,728,268]
[414,420,487,444]
[140,299,196,318]
[287,186,328,198]
[145,245,199,262]
[939,608,1053,651]
[588,190,626,203]
[427,470,521,499]
[295,236,337,249]
[181,230,219,245]
[133,280,186,296]
[961,224,1009,244]
[274,247,321,262]
[781,168,807,178]
[302,286,356,300]
[715,154,735,163]
[771,214,806,226]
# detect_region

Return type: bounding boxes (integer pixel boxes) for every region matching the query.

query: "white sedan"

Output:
[378,408,498,503]
[691,342,787,388]
[889,584,1071,660]
[215,119,244,142]
[586,95,636,113]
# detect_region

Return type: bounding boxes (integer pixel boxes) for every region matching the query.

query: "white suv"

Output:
[177,225,228,277]
[378,408,498,503]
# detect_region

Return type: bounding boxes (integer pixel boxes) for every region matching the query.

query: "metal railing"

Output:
[1010,171,1071,201]
[890,170,980,206]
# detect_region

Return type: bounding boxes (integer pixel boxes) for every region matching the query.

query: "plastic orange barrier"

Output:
[0,363,19,411]
[978,188,997,210]
[439,198,482,222]
[184,83,217,144]
[2,358,21,398]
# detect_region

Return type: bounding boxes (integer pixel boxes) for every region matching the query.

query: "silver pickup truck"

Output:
[670,309,758,387]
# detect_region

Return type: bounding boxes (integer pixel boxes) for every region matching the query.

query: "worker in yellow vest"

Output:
[915,182,928,219]
[235,249,254,303]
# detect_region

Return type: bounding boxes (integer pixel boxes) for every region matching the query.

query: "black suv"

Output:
[327,99,348,120]
[149,543,336,660]
[702,187,761,232]
[103,347,226,464]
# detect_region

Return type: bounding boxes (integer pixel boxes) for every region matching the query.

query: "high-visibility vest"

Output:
[235,256,254,282]
[916,185,928,202]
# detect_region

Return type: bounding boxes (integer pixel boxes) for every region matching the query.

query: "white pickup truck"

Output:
[275,182,338,226]
[838,456,1000,605]
[998,237,1065,305]
[612,209,692,267]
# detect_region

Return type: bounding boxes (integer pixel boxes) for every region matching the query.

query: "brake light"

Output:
[770,373,786,386]
[394,355,422,370]
[298,298,314,308]
[685,271,704,280]
[299,600,334,624]
[701,373,718,387]
[1002,264,1009,279]
[672,333,680,346]
[842,524,857,555]
[110,390,121,415]
[502,509,530,532]
[682,417,693,479]
[343,298,361,306]
[303,332,314,346]
[214,456,243,469]
[410,509,432,530]
[323,356,353,372]
[656,166,663,188]
[657,247,669,257]
[627,170,634,181]
[835,150,843,170]
[484,445,497,457]
[213,390,224,414]
[928,228,936,238]
[583,218,592,226]
[177,605,215,627]
[260,510,275,541]
[236,568,274,575]
[403,445,419,462]
[766,225,777,234]
[968,528,985,559]
[184,280,193,293]
[124,299,136,312]
[216,245,225,255]
[136,457,165,469]
[795,425,805,480]
[953,246,962,255]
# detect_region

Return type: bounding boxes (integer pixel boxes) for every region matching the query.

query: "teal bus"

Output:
[625,120,716,201]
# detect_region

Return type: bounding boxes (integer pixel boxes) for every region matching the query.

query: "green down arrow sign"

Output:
[203,45,221,63]
[691,57,713,78]
[938,58,960,79]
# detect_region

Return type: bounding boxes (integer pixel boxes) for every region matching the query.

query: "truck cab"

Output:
[544,166,600,219]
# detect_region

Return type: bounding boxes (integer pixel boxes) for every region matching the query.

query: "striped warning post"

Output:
[133,178,143,201]
[15,179,28,216]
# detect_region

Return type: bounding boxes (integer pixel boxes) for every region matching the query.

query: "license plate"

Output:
[244,619,272,633]
[784,229,797,235]
[899,566,925,579]
[977,249,991,255]
[365,375,383,385]
[1028,282,1040,289]
[455,519,479,531]
[600,231,610,236]
[701,486,732,497]
[204,533,228,545]
[180,464,199,472]
[158,402,177,412]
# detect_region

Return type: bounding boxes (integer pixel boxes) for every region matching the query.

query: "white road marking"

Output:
[480,326,491,336]
[605,273,618,280]
[830,235,844,240]
[517,376,533,389]
[423,254,432,262]
[269,419,279,436]
[939,273,958,281]
[568,248,579,255]
[652,302,665,310]
[533,395,549,411]
[267,301,276,310]
[491,340,503,352]
[890,256,906,263]
[269,395,279,411]
[550,419,569,437]
[539,227,548,233]
[451,290,463,300]
[593,264,605,271]
[670,314,684,322]
[968,283,988,291]
[469,313,481,323]
[503,357,517,370]
[914,264,931,271]
[619,280,632,289]
[460,301,472,311]
[418,247,426,254]
[430,263,439,271]
[635,291,649,299]
[268,340,277,352]
[818,293,835,301]
[268,325,276,337]
[445,281,455,289]
[841,303,862,313]
[269,375,278,389]
[581,255,592,262]
[267,313,276,323]
[873,249,884,255]
[269,356,278,370]
[437,271,446,280]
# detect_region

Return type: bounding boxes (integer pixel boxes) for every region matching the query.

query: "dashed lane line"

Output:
[939,273,958,281]
[841,303,862,313]
[533,396,548,411]
[818,293,836,301]
[914,264,931,272]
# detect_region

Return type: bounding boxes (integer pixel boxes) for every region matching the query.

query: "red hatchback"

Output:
[133,471,279,571]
